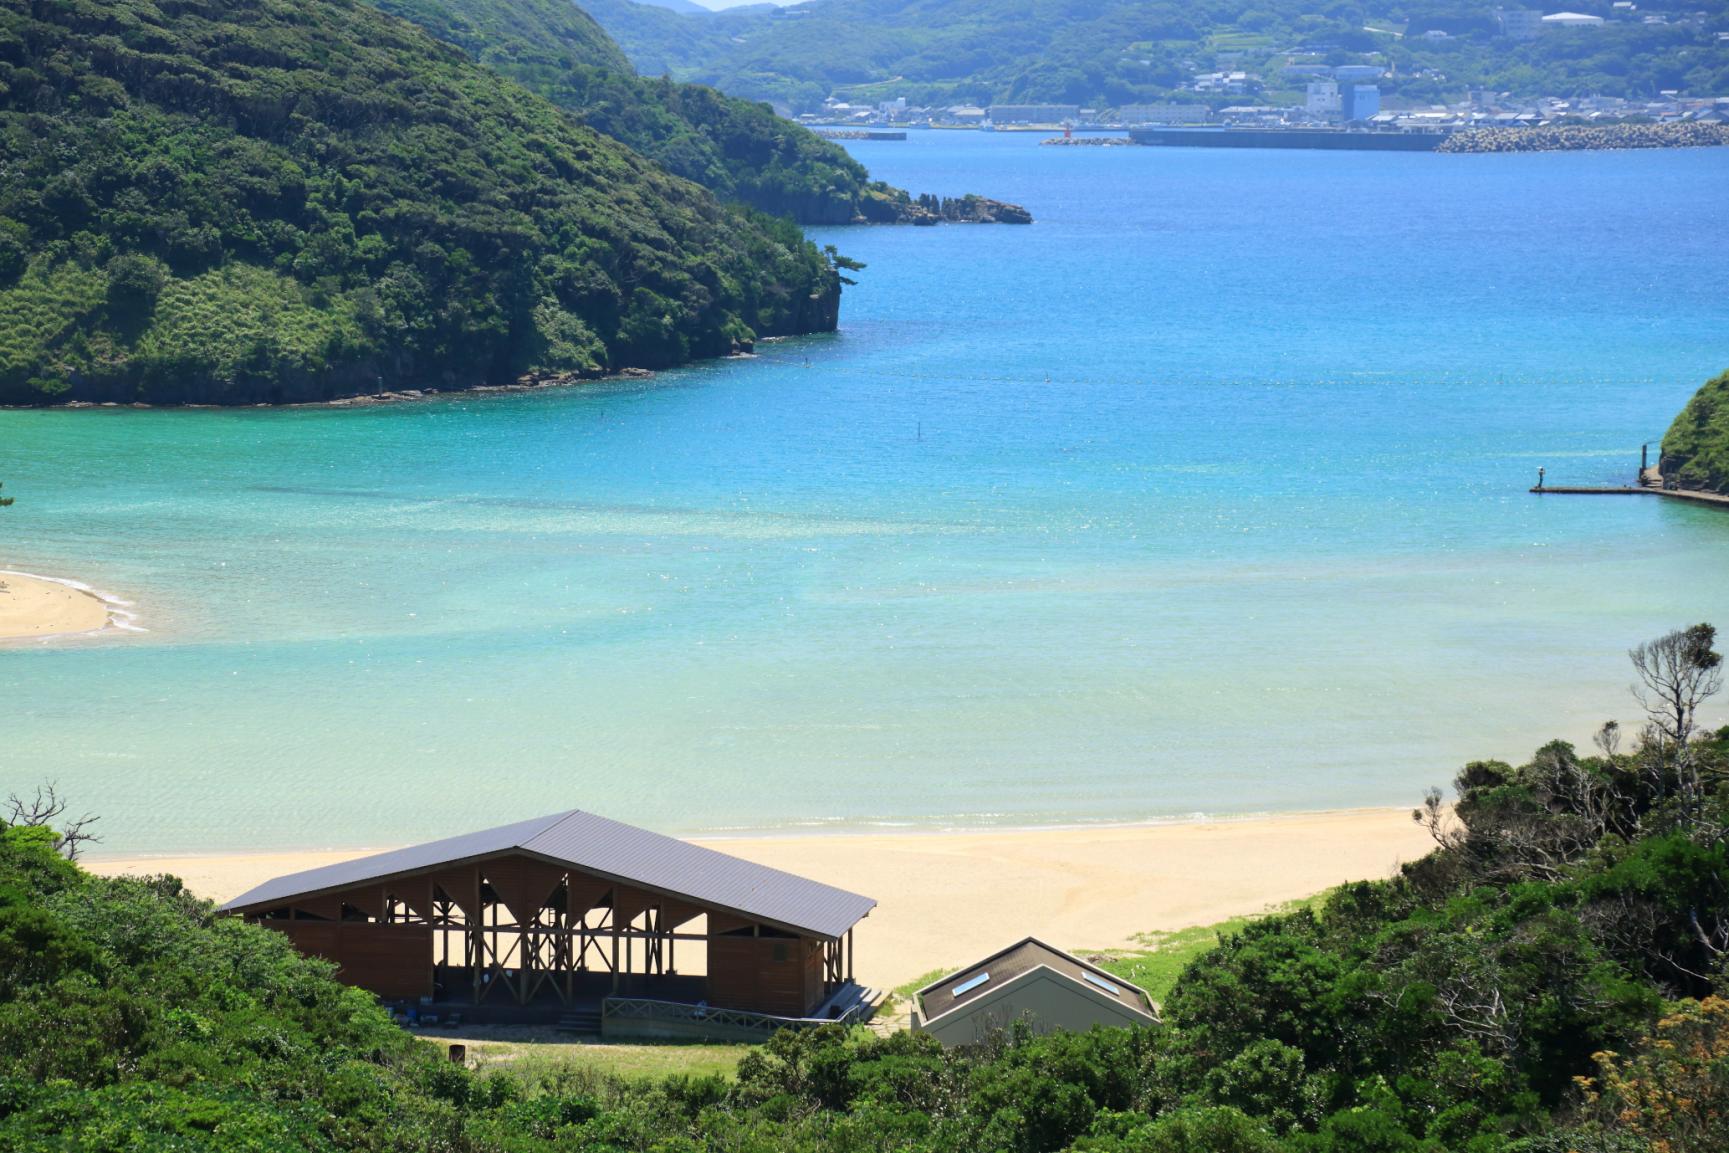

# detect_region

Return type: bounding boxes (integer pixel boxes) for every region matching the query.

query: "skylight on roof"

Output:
[1082,971,1122,996]
[954,972,991,996]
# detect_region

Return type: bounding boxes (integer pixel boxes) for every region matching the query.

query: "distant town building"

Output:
[1496,8,1544,38]
[1116,103,1211,124]
[1341,84,1381,122]
[1542,11,1606,27]
[1218,105,1285,124]
[1305,80,1341,118]
[946,105,987,123]
[1192,71,1260,95]
[1333,64,1385,82]
[987,104,1081,124]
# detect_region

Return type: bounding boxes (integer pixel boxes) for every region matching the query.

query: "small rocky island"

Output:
[860,190,1034,225]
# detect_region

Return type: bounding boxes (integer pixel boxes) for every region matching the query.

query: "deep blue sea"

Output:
[4,131,1727,853]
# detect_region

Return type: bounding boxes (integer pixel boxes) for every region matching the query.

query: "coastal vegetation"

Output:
[363,0,890,224]
[4,625,1726,1149]
[1662,369,1729,494]
[0,0,842,406]
[581,0,1729,113]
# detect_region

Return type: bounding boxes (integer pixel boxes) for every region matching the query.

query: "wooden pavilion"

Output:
[222,810,876,1035]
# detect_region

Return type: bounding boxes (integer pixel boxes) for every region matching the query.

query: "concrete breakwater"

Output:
[1440,122,1729,154]
[1039,136,1132,147]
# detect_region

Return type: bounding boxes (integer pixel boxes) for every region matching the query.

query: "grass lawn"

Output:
[418,1026,749,1081]
[1090,894,1327,1002]
[891,893,1330,1012]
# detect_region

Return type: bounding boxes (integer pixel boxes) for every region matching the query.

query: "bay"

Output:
[3,132,1726,852]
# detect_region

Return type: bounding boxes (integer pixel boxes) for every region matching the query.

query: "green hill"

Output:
[3,628,1727,1149]
[0,0,841,406]
[582,0,1729,113]
[1661,369,1729,494]
[369,0,886,223]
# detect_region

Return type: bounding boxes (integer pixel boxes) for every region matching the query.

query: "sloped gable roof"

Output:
[220,809,875,939]
[918,936,1157,1024]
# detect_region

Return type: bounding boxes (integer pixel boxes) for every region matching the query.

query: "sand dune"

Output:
[92,808,1432,990]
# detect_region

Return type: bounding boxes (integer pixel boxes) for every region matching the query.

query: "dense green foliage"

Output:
[0,0,841,405]
[3,630,1726,1149]
[582,0,1729,113]
[368,0,888,223]
[1662,369,1729,493]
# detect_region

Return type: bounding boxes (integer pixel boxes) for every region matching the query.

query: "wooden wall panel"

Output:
[389,876,434,922]
[485,856,567,926]
[611,885,654,928]
[336,925,433,999]
[660,899,705,929]
[342,886,383,920]
[565,877,612,920]
[707,935,822,1016]
[427,867,482,919]
[803,941,825,1011]
[278,921,340,960]
[265,922,432,1000]
[291,895,344,921]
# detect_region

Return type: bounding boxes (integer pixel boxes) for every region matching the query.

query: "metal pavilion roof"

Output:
[220,809,876,940]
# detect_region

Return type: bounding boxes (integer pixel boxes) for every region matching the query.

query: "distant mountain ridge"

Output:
[581,0,1729,113]
[0,0,841,405]
[368,0,1028,224]
[369,0,899,224]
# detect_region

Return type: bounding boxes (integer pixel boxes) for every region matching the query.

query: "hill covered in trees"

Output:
[582,0,1729,113]
[4,625,1727,1149]
[367,0,897,224]
[1662,369,1729,494]
[0,0,845,406]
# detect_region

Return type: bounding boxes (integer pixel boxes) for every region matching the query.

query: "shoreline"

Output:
[0,569,139,641]
[90,806,1434,989]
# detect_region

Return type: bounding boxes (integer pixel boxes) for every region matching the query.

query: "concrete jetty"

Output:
[1529,451,1728,510]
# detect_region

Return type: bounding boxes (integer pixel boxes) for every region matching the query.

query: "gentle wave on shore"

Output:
[0,569,141,641]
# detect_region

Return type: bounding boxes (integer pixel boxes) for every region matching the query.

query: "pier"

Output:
[1529,449,1729,510]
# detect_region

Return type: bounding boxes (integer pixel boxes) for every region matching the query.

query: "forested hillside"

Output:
[369,0,891,223]
[583,0,1729,113]
[0,0,840,406]
[1662,369,1729,494]
[4,626,1726,1149]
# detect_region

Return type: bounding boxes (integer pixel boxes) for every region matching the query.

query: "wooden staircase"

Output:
[556,1008,602,1035]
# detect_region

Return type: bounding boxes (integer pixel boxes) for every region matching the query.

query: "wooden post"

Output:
[610,899,620,994]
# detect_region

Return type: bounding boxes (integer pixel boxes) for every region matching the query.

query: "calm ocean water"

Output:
[3,132,1728,853]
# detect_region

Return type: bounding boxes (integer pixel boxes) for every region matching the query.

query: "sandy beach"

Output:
[0,570,112,639]
[92,808,1432,990]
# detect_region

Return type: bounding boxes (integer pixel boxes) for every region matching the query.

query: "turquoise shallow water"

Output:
[3,132,1728,853]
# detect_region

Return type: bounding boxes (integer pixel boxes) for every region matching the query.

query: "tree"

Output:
[1630,623,1723,823]
[4,784,99,861]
